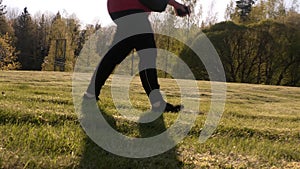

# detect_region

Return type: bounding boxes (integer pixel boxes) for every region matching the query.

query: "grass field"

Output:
[0,71,300,169]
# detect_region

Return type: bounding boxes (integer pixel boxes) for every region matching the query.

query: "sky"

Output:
[2,0,237,26]
[4,0,296,26]
[3,0,110,25]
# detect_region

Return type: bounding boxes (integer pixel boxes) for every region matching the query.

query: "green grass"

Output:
[0,71,300,169]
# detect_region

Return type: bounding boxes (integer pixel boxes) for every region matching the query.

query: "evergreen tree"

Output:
[36,14,50,64]
[0,0,13,36]
[0,33,20,70]
[13,7,40,70]
[66,17,81,57]
[42,12,75,71]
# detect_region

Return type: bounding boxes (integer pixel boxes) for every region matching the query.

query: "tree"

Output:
[225,0,237,21]
[277,13,300,86]
[205,0,218,27]
[289,0,299,13]
[5,7,19,21]
[33,12,57,67]
[203,22,252,82]
[236,0,256,19]
[0,0,6,17]
[13,7,40,70]
[36,14,50,64]
[66,15,81,57]
[0,0,13,36]
[77,24,101,61]
[42,12,75,72]
[180,18,300,87]
[0,33,20,70]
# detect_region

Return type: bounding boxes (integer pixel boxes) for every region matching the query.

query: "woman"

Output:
[85,0,190,112]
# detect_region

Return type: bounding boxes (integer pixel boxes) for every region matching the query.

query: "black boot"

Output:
[151,101,183,113]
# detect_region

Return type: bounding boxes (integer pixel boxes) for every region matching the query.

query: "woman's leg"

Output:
[86,31,134,100]
[135,33,182,112]
[134,33,164,105]
[86,10,144,100]
[131,16,182,112]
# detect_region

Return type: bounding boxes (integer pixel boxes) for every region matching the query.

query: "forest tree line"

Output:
[0,0,101,71]
[180,0,300,86]
[0,0,299,86]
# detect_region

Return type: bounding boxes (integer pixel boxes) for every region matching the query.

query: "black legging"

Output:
[87,10,164,105]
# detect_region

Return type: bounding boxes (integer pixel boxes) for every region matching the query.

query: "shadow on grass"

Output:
[77,99,182,169]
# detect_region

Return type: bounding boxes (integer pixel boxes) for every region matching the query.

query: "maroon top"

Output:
[107,0,151,13]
